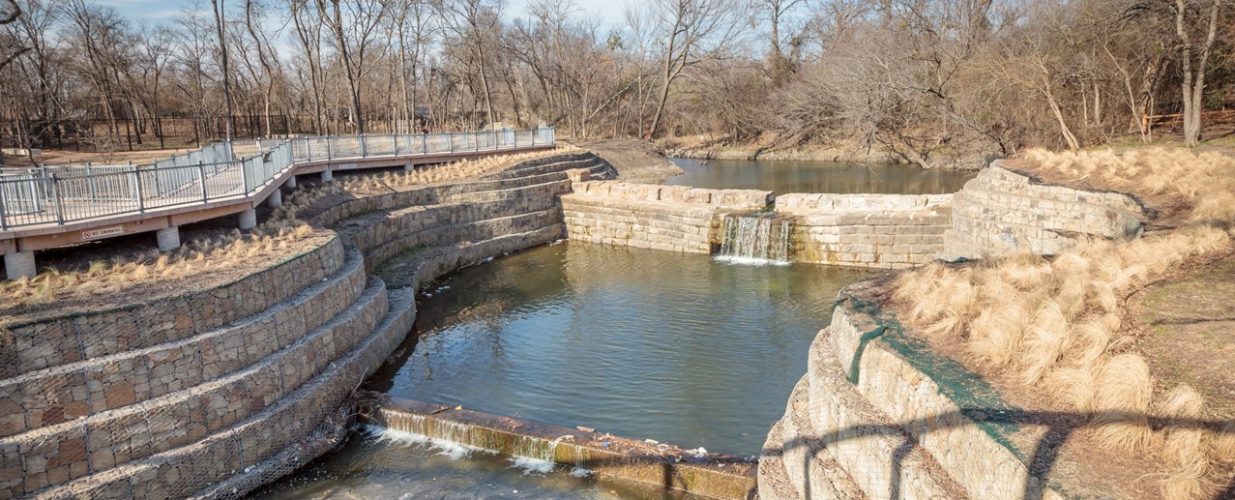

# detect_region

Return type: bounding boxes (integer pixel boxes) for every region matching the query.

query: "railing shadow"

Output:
[755,408,1235,500]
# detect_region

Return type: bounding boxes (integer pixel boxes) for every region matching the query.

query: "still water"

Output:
[667,157,973,194]
[255,243,874,498]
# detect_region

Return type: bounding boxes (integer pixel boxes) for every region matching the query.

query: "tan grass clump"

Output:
[1212,421,1235,464]
[1024,147,1235,224]
[890,214,1234,496]
[1092,354,1155,453]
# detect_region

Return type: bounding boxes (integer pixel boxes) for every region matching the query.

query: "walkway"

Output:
[0,128,556,279]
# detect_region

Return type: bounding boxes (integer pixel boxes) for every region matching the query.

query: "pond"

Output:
[254,242,874,498]
[666,157,974,194]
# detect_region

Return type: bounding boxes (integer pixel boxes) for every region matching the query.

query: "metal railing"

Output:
[0,127,555,231]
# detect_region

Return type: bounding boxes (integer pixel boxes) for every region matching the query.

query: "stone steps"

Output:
[824,301,1066,499]
[4,151,600,499]
[776,377,866,500]
[2,279,388,497]
[805,330,968,500]
[367,209,563,280]
[28,286,418,500]
[0,247,368,439]
[482,154,602,180]
[2,237,347,380]
[758,420,806,500]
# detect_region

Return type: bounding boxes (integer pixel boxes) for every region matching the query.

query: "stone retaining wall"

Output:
[561,182,951,268]
[782,194,952,269]
[942,163,1148,259]
[0,248,367,439]
[1,237,346,379]
[759,285,1092,500]
[1,152,602,499]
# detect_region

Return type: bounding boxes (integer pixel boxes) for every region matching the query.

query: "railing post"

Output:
[49,174,64,225]
[327,137,334,161]
[360,134,368,158]
[475,131,479,152]
[243,158,252,194]
[393,133,400,156]
[198,161,209,202]
[421,133,428,154]
[531,128,536,146]
[448,132,454,152]
[493,128,499,149]
[0,181,8,231]
[86,162,97,200]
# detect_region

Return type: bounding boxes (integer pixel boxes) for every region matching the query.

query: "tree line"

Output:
[0,0,1231,166]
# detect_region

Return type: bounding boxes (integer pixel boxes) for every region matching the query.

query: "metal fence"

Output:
[0,127,555,230]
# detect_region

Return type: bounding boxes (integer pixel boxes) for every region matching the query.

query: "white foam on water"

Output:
[361,424,490,461]
[509,456,557,475]
[569,467,594,478]
[712,255,791,267]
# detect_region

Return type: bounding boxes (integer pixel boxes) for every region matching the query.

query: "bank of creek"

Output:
[252,159,973,499]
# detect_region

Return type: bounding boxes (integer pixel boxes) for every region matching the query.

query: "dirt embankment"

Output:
[660,135,988,171]
[569,138,683,184]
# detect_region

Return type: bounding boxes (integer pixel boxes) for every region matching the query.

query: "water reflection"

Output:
[666,157,974,194]
[373,242,873,455]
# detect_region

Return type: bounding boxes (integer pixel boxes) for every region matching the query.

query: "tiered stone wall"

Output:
[942,163,1149,259]
[778,194,952,269]
[0,152,610,499]
[561,182,771,253]
[759,289,1069,500]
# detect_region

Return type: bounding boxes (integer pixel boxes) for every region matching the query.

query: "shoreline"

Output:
[663,143,987,171]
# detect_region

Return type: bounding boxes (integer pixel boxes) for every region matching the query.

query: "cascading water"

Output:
[716,213,792,265]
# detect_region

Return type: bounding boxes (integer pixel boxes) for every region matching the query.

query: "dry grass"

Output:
[0,189,326,313]
[338,146,579,194]
[1024,148,1235,224]
[892,148,1235,498]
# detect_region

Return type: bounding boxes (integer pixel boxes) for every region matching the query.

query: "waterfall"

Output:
[716,213,792,265]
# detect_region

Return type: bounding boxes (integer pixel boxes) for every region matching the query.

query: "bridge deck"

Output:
[1,134,555,258]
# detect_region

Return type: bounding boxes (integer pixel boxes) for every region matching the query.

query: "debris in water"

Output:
[576,426,595,433]
[570,467,593,478]
[688,447,708,458]
[644,439,659,445]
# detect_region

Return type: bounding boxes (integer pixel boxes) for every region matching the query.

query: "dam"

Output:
[0,134,1166,499]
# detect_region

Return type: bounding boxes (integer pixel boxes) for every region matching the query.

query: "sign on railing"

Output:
[0,127,555,231]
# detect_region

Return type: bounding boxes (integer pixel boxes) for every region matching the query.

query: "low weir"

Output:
[363,397,757,499]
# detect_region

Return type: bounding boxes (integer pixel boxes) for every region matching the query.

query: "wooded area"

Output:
[0,0,1232,167]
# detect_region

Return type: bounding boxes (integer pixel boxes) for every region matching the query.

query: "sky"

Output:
[95,0,639,28]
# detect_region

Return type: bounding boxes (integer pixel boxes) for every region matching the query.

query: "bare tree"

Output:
[210,0,236,140]
[316,0,388,133]
[1171,0,1223,146]
[645,0,741,138]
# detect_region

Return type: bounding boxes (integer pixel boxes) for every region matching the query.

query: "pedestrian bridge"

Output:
[0,128,556,279]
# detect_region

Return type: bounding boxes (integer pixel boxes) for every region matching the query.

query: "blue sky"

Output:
[95,0,638,27]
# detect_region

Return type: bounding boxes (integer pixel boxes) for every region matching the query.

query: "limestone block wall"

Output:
[1,238,346,380]
[760,285,1101,500]
[560,182,773,253]
[778,194,952,269]
[943,163,1149,259]
[0,152,606,499]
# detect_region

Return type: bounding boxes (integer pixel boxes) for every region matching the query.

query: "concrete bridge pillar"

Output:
[156,226,181,252]
[285,175,297,190]
[266,189,283,208]
[4,251,36,280]
[321,169,334,183]
[238,209,257,231]
[404,164,416,172]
